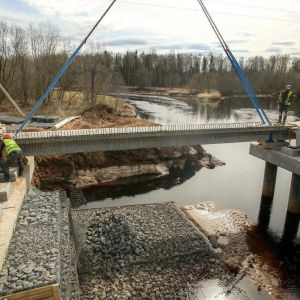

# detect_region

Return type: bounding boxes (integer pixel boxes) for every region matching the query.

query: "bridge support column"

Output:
[283,174,300,241]
[258,162,277,230]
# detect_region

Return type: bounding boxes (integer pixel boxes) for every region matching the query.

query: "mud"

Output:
[182,203,300,299]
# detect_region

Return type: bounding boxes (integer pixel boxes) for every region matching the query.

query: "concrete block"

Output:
[0,169,18,183]
[0,183,11,202]
[294,129,300,147]
[281,146,300,157]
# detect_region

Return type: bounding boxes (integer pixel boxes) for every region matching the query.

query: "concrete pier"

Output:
[287,174,300,215]
[250,143,300,240]
[258,162,278,230]
[262,162,278,198]
[282,174,300,240]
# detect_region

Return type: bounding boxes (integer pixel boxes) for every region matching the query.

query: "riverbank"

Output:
[121,86,274,101]
[182,203,293,299]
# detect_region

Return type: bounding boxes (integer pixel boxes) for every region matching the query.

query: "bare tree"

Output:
[81,41,103,105]
[28,23,59,101]
[11,26,30,105]
[0,22,18,103]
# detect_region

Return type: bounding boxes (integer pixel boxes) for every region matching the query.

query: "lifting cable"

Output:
[196,0,270,125]
[16,0,271,136]
[15,0,118,135]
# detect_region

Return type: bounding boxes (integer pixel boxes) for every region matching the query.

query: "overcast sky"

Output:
[1,0,300,57]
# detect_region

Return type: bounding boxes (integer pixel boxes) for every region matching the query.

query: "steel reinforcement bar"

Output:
[15,123,293,155]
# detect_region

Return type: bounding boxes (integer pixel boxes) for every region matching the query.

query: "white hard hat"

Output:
[286,85,292,90]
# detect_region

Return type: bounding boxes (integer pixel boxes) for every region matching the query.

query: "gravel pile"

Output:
[72,202,234,299]
[86,212,148,259]
[0,189,80,297]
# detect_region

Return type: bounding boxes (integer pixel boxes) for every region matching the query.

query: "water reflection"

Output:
[257,196,274,232]
[80,162,202,208]
[125,96,299,125]
[283,212,300,242]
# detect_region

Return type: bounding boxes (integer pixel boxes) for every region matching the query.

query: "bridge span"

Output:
[16,122,292,156]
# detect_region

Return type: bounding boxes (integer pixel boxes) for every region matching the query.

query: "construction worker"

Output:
[0,133,23,182]
[278,85,294,124]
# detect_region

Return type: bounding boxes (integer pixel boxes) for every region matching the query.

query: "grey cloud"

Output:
[272,41,296,46]
[155,42,210,51]
[265,47,282,52]
[237,32,255,38]
[187,43,210,50]
[232,49,250,53]
[212,39,250,45]
[105,38,148,46]
[227,39,250,44]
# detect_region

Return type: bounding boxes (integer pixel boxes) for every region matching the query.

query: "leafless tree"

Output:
[0,22,18,103]
[28,23,59,101]
[11,26,30,104]
[81,41,103,105]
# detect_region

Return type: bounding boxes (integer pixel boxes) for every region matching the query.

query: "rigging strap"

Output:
[196,0,270,125]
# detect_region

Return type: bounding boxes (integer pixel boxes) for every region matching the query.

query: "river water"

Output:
[82,94,300,298]
[86,95,300,239]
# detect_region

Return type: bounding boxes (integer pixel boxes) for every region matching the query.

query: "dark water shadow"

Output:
[71,162,202,208]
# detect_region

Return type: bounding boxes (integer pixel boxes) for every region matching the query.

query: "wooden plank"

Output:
[30,291,53,300]
[0,284,60,300]
[52,285,60,300]
[0,285,53,299]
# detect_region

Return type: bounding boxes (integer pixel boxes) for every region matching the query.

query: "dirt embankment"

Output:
[62,102,156,129]
[33,102,224,193]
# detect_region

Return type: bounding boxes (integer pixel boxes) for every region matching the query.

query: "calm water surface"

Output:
[86,96,299,238]
[82,95,300,299]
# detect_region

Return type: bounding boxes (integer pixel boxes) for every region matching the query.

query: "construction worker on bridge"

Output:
[0,133,23,182]
[278,85,294,124]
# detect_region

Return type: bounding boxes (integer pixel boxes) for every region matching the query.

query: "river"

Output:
[82,94,300,299]
[85,95,299,239]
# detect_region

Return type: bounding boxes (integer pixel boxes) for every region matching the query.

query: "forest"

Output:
[1,21,300,106]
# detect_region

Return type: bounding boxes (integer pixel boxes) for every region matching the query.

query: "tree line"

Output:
[1,21,300,107]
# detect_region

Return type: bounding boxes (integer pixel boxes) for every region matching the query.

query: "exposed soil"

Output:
[61,103,156,130]
[182,203,300,299]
